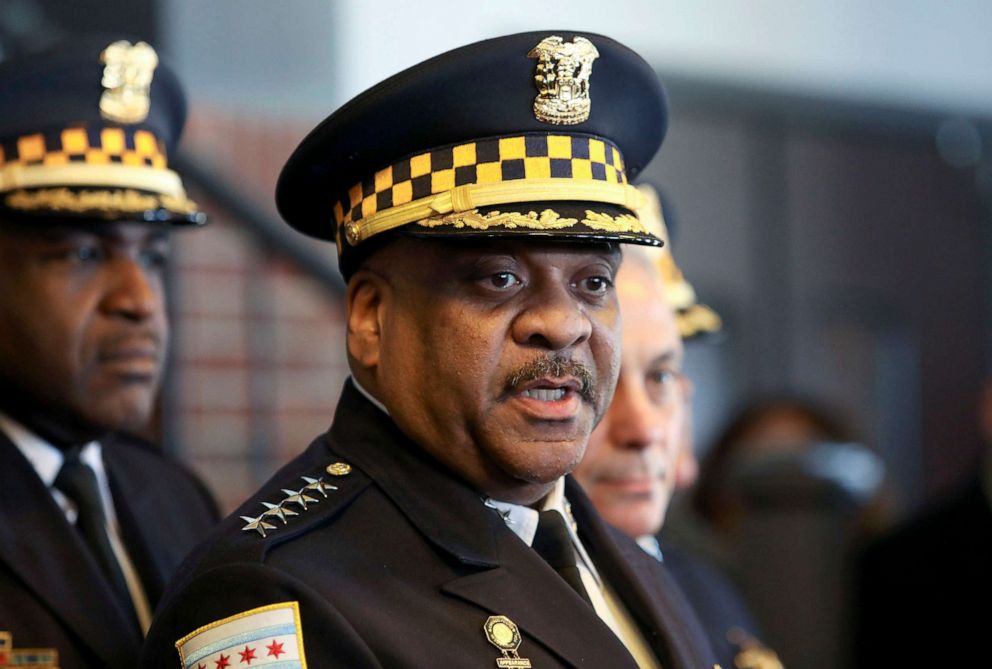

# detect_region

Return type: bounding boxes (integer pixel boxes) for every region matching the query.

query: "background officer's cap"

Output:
[0,34,205,226]
[634,183,722,340]
[277,30,669,278]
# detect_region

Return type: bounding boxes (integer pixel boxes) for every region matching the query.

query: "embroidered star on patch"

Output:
[175,602,307,668]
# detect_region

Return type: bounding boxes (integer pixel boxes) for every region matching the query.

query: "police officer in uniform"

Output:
[0,35,218,668]
[574,184,782,669]
[139,31,720,669]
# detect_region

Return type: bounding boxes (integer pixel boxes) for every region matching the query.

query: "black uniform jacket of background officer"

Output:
[855,476,992,668]
[658,539,769,669]
[0,430,219,669]
[141,381,718,668]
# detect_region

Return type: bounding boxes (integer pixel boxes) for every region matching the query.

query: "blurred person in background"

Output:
[693,397,849,528]
[574,185,781,669]
[0,35,218,668]
[681,393,891,668]
[855,378,992,667]
[687,395,889,568]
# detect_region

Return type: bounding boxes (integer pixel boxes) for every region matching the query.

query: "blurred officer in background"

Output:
[0,35,218,669]
[140,31,720,669]
[574,184,782,669]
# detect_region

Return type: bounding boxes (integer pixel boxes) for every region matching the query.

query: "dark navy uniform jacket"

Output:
[0,430,219,669]
[141,381,718,668]
[856,476,992,668]
[659,540,774,669]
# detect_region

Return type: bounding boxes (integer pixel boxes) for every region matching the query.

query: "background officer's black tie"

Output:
[54,447,135,615]
[532,510,594,607]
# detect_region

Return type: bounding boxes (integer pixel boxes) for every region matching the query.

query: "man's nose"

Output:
[609,378,666,451]
[511,282,593,352]
[99,257,161,322]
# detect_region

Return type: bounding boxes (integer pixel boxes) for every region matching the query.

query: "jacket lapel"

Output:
[566,477,717,669]
[0,430,141,668]
[441,527,641,668]
[103,443,169,607]
[328,382,643,668]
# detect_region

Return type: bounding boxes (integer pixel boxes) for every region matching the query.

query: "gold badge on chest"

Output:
[484,615,532,668]
[527,35,600,126]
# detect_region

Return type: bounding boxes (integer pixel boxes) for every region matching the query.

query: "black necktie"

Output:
[54,447,135,616]
[532,510,593,607]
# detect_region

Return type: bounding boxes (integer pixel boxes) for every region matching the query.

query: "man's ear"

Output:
[346,269,387,371]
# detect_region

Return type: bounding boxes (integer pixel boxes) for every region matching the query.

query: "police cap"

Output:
[0,34,205,226]
[634,183,722,340]
[276,30,669,278]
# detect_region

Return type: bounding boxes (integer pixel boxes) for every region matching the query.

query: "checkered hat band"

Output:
[0,126,168,170]
[335,134,627,226]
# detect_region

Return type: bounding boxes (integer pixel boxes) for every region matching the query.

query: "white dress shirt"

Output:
[0,412,153,633]
[486,479,662,669]
[637,534,665,562]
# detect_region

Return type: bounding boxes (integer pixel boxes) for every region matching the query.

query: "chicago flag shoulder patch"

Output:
[176,601,307,669]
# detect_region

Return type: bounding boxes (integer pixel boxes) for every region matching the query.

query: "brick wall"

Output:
[164,109,349,512]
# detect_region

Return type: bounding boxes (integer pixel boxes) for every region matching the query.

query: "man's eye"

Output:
[577,276,613,294]
[646,368,684,405]
[140,247,170,270]
[70,245,105,263]
[648,369,675,385]
[488,272,522,290]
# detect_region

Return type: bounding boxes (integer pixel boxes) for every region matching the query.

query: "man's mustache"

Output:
[502,355,596,403]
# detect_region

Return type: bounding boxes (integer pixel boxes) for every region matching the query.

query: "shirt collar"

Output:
[0,411,65,486]
[484,477,603,587]
[0,410,103,490]
[484,477,574,545]
[636,535,664,562]
[350,375,390,416]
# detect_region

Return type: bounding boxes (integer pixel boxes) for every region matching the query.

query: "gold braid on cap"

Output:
[335,134,647,247]
[0,127,198,216]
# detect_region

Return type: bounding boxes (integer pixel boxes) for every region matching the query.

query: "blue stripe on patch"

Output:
[184,624,296,666]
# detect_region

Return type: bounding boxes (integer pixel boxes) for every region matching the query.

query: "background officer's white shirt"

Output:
[486,479,662,669]
[0,411,153,633]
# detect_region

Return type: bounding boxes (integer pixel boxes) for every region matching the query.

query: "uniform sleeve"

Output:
[139,562,384,669]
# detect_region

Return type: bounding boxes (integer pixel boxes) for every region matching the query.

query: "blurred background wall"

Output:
[4,0,990,519]
[3,2,991,666]
[15,0,984,505]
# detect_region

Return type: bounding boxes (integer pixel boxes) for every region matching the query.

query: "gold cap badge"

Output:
[100,40,159,124]
[483,615,532,668]
[528,35,600,125]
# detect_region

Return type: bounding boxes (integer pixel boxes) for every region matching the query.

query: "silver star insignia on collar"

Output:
[241,469,341,538]
[240,515,277,537]
[261,502,299,524]
[301,476,338,497]
[484,500,515,526]
[282,489,320,510]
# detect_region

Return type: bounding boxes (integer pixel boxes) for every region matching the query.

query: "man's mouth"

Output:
[503,356,595,402]
[594,465,668,495]
[97,336,162,379]
[510,377,585,421]
[518,376,582,401]
[521,388,568,402]
[500,356,597,422]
